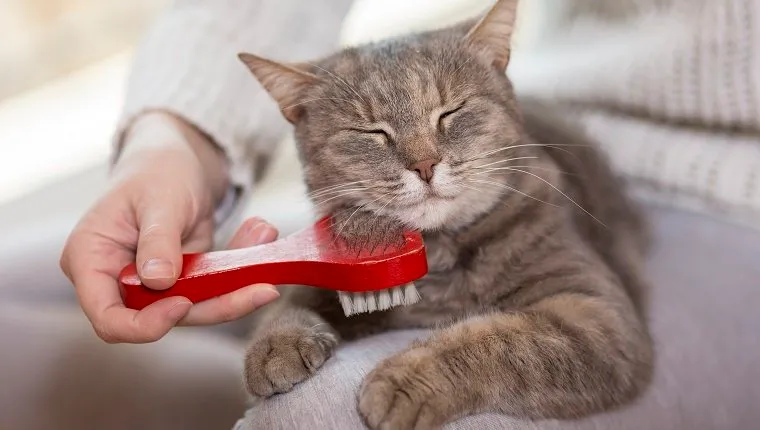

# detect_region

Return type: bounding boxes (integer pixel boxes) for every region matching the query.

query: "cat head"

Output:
[239,0,526,231]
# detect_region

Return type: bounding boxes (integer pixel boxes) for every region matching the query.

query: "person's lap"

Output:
[235,203,760,430]
[0,304,250,430]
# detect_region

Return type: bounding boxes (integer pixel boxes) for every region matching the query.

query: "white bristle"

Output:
[354,293,367,314]
[391,287,404,305]
[360,293,370,313]
[337,283,421,317]
[365,292,377,312]
[339,292,354,316]
[403,283,421,305]
[377,290,392,311]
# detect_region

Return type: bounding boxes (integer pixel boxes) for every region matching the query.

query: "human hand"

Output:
[60,112,280,343]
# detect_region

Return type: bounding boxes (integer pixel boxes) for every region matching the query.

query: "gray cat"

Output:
[237,0,654,428]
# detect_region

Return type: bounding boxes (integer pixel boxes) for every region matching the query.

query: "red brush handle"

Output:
[119,217,428,310]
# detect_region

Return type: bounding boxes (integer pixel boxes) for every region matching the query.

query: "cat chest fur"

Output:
[394,231,503,322]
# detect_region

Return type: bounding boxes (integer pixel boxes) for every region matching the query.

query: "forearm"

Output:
[117,111,229,207]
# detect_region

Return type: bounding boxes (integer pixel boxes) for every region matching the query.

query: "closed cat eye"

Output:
[367,129,391,140]
[349,128,392,143]
[438,103,465,128]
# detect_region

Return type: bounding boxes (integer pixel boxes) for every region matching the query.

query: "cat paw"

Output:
[358,347,456,430]
[244,325,338,397]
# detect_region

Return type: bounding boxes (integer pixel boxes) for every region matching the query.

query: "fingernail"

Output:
[251,223,275,244]
[246,218,263,232]
[252,285,280,303]
[168,300,192,320]
[142,258,175,280]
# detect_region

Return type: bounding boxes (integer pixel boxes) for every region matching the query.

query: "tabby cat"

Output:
[237,0,653,428]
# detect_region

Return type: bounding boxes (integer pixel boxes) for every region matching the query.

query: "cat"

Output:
[236,0,654,428]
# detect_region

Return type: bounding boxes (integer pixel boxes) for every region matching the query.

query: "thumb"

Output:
[134,202,185,290]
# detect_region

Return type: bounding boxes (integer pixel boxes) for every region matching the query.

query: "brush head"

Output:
[338,283,421,316]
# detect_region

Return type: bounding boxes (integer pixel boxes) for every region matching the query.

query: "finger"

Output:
[226,217,279,250]
[63,232,191,343]
[178,284,280,326]
[134,199,185,290]
[94,294,192,343]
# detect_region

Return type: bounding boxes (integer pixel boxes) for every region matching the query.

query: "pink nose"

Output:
[408,158,439,183]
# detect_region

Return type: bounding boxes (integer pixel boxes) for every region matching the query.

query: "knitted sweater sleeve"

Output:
[113,0,354,193]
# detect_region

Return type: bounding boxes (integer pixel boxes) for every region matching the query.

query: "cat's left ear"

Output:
[465,0,519,72]
[238,53,319,123]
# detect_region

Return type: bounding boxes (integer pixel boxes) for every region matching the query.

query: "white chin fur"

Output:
[378,164,503,231]
[396,198,461,230]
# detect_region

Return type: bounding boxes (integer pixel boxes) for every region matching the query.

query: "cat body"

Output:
[238,1,653,428]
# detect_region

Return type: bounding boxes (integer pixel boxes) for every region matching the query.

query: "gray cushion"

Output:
[237,202,760,429]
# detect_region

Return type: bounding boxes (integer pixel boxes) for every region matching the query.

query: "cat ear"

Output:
[238,52,318,123]
[465,0,519,71]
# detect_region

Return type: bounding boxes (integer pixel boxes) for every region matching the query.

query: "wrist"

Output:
[117,111,230,206]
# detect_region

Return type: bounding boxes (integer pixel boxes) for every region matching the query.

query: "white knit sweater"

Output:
[510,0,760,229]
[116,0,760,229]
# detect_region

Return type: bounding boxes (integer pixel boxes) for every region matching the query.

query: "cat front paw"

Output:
[244,324,338,397]
[358,347,457,430]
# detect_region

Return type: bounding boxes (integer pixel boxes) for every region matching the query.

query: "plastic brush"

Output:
[119,216,427,316]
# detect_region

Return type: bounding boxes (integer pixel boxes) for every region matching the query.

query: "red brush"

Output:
[119,216,428,316]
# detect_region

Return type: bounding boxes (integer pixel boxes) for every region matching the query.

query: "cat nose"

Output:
[408,158,440,183]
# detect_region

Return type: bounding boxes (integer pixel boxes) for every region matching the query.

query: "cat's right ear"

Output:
[238,53,319,123]
[465,0,519,72]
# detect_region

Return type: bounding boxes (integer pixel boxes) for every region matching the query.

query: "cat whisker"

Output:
[458,183,484,192]
[535,144,585,166]
[461,142,591,165]
[265,189,377,225]
[469,156,539,170]
[469,165,580,178]
[455,139,522,162]
[496,168,607,228]
[450,155,536,173]
[498,142,591,157]
[306,183,364,197]
[466,179,560,208]
[375,194,399,216]
[309,180,369,191]
[309,188,369,202]
[308,182,370,198]
[311,190,366,209]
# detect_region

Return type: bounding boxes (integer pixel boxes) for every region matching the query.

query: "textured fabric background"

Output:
[506,0,760,230]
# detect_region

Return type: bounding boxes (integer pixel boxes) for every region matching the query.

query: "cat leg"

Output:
[243,281,403,398]
[358,292,653,429]
[243,305,339,398]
